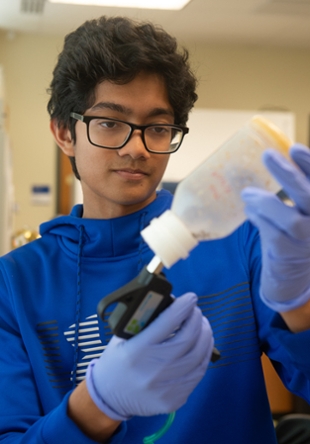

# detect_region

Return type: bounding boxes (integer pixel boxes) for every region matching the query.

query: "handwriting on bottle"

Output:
[209,171,232,200]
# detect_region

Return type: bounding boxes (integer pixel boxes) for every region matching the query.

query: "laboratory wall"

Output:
[0,30,310,233]
[0,31,63,233]
[187,42,310,144]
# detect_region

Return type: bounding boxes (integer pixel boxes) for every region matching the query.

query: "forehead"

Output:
[90,72,173,117]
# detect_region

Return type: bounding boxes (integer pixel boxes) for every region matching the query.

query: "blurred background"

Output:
[1,0,310,231]
[1,0,310,417]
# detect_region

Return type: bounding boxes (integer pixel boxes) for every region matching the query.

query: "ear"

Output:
[50,119,75,157]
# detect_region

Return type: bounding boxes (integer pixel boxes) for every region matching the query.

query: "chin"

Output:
[119,191,157,212]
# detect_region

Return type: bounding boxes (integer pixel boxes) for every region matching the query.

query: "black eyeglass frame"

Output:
[70,112,189,154]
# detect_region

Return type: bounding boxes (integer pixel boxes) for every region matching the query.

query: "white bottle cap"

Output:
[141,210,198,269]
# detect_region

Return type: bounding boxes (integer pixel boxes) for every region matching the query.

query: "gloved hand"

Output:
[241,143,310,312]
[86,292,214,421]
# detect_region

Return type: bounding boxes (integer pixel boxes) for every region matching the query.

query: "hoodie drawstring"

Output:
[71,225,84,387]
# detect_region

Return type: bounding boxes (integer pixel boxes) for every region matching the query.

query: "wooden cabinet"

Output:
[261,353,293,414]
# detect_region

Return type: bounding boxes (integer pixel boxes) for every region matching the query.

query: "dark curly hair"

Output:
[47,16,198,178]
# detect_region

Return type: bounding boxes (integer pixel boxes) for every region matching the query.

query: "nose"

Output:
[117,129,150,160]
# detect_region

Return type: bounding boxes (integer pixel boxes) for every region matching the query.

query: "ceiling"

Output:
[1,0,310,48]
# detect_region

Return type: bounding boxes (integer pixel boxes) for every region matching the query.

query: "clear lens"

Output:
[89,118,131,148]
[145,126,182,153]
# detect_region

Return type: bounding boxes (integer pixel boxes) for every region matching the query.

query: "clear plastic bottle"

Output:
[141,115,291,269]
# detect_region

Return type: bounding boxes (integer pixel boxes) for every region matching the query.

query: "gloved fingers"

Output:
[153,313,214,377]
[172,316,214,378]
[129,292,198,346]
[289,144,310,179]
[172,314,213,369]
[242,187,310,241]
[158,306,212,360]
[262,148,310,215]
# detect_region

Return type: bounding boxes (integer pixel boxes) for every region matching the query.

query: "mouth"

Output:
[114,168,149,181]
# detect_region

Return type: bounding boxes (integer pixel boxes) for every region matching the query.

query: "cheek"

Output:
[74,145,111,174]
[156,156,170,177]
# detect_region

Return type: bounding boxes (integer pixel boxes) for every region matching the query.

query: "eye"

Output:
[148,126,170,136]
[98,119,119,129]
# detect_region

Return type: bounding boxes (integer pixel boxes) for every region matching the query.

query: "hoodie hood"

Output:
[40,189,173,259]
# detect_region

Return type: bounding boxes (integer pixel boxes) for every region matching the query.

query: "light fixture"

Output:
[48,0,191,10]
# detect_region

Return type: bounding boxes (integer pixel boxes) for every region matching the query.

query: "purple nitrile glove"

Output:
[241,144,310,312]
[86,292,214,421]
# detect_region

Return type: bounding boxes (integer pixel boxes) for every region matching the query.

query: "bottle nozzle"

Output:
[141,210,198,269]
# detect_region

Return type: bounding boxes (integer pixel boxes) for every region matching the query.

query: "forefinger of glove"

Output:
[262,148,310,215]
[128,292,198,347]
[242,187,310,241]
[155,306,213,365]
[290,144,310,179]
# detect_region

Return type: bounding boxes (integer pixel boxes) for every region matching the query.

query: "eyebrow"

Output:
[90,102,174,118]
[91,102,131,114]
[148,107,174,118]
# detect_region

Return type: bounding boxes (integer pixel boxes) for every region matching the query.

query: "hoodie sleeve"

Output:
[240,222,310,401]
[257,311,310,403]
[0,264,126,444]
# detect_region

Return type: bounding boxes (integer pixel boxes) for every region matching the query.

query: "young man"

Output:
[0,15,310,444]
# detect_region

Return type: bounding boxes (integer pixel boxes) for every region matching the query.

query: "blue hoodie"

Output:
[0,189,310,444]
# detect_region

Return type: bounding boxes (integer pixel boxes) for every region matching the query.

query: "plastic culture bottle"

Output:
[141,115,292,271]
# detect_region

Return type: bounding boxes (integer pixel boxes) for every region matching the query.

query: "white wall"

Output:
[163,109,295,182]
